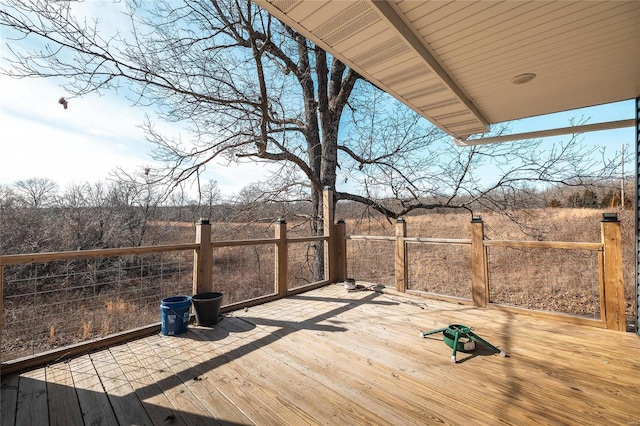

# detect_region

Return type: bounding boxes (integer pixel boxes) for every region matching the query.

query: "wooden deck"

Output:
[2,284,640,425]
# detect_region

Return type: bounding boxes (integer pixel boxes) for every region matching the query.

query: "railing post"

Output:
[601,213,625,331]
[395,218,407,292]
[636,95,640,337]
[323,187,335,283]
[335,219,347,282]
[470,216,488,307]
[1,266,3,353]
[275,218,288,297]
[193,218,213,295]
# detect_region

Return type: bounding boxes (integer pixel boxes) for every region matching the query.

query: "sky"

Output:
[0,0,280,199]
[1,72,635,198]
[505,100,634,146]
[1,1,636,199]
[1,74,273,197]
[2,64,634,192]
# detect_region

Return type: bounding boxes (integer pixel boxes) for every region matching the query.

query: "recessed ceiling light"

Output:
[511,73,537,85]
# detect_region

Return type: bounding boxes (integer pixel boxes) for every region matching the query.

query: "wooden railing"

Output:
[342,213,625,331]
[0,187,627,374]
[0,217,329,373]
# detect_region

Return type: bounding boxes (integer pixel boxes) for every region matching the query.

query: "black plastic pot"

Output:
[191,292,224,326]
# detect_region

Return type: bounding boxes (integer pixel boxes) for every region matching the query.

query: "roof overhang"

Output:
[253,1,640,140]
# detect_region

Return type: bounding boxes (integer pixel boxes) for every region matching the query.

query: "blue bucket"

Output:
[160,295,192,336]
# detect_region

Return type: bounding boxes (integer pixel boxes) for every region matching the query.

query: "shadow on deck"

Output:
[2,283,640,425]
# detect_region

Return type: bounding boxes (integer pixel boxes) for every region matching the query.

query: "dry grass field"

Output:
[345,207,634,321]
[1,207,635,362]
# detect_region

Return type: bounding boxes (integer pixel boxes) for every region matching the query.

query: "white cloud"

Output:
[2,76,151,184]
[1,74,278,197]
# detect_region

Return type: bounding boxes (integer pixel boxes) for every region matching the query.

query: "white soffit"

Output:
[253,0,640,140]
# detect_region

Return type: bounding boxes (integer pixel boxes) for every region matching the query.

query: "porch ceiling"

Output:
[253,0,640,140]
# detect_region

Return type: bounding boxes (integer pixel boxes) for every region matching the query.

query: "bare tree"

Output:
[200,179,221,220]
[1,0,621,279]
[0,177,182,256]
[13,177,58,208]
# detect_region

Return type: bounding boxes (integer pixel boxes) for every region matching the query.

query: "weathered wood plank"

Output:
[15,368,48,426]
[185,326,317,425]
[109,339,188,426]
[89,349,153,426]
[6,285,640,425]
[125,336,224,425]
[154,333,254,425]
[69,355,118,426]
[45,363,84,426]
[0,373,18,426]
[218,316,453,425]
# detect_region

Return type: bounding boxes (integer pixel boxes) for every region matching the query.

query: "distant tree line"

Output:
[544,184,632,210]
[1,176,630,256]
[0,176,323,255]
[2,177,168,255]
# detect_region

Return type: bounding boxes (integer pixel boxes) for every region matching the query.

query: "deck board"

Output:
[45,363,84,426]
[186,325,319,425]
[69,355,119,426]
[157,333,253,425]
[215,317,417,426]
[89,349,153,426]
[110,339,189,426]
[0,373,18,426]
[15,367,48,426]
[2,284,640,425]
[226,316,457,425]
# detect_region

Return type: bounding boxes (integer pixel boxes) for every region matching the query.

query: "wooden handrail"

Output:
[350,236,601,250]
[405,237,471,245]
[343,214,622,331]
[209,236,326,248]
[483,240,602,250]
[0,243,200,266]
[210,238,277,248]
[0,238,329,266]
[287,236,329,244]
[348,235,395,242]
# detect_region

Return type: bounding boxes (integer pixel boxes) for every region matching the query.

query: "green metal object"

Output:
[421,324,507,363]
